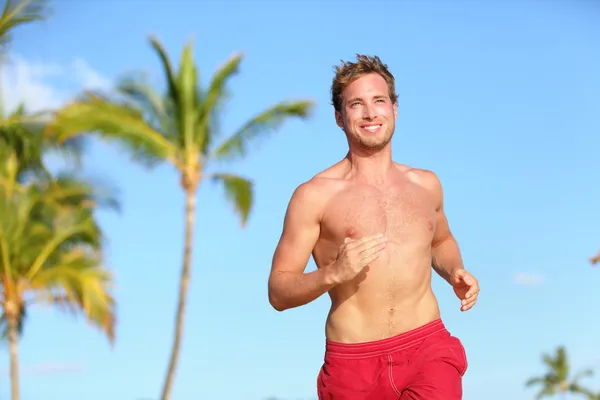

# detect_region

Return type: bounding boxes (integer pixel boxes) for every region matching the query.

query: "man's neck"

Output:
[345,146,394,185]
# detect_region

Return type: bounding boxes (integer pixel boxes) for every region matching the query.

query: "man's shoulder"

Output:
[293,173,344,201]
[289,164,347,206]
[394,163,442,191]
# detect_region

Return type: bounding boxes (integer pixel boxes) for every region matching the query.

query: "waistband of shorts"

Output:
[325,318,447,359]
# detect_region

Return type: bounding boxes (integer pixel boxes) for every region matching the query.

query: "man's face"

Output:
[335,73,398,152]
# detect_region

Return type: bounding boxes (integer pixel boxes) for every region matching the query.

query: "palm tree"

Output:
[525,346,594,399]
[0,140,117,400]
[45,35,314,400]
[1,102,114,400]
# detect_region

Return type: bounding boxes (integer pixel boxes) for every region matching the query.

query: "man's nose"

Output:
[362,103,376,119]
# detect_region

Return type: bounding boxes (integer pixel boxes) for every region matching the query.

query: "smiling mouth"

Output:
[360,124,382,133]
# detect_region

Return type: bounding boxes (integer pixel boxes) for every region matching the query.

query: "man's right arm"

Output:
[268,180,337,312]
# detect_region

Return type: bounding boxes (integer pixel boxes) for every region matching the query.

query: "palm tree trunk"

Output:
[8,311,20,400]
[160,187,196,400]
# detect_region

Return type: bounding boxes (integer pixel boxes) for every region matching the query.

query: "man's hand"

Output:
[327,234,388,285]
[450,269,479,312]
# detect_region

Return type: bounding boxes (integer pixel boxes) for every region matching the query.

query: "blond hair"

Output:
[331,54,398,112]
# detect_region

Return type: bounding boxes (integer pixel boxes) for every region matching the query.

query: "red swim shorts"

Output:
[316,319,468,400]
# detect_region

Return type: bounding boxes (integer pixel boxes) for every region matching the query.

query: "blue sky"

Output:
[1,0,599,399]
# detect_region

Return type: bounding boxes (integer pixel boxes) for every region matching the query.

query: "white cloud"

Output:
[72,58,111,91]
[1,362,85,376]
[1,55,111,114]
[512,272,544,286]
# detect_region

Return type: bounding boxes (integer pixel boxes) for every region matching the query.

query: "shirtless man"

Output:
[268,55,479,400]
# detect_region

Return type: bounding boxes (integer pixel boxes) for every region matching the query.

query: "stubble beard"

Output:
[348,123,394,153]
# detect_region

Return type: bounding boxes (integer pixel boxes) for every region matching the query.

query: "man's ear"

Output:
[335,110,344,129]
[393,102,398,120]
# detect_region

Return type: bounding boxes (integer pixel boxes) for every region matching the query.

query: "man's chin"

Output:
[356,142,388,153]
[360,136,391,150]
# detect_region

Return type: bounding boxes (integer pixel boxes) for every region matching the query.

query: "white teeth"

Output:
[362,125,381,132]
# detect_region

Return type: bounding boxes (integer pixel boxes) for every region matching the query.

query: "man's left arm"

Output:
[422,170,480,312]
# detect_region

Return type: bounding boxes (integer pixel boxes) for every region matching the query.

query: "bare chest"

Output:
[322,183,436,241]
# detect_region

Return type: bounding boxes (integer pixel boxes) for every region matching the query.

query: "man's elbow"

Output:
[268,291,290,312]
[268,279,288,312]
[269,296,286,312]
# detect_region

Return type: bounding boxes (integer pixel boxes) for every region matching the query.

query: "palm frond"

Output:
[25,206,101,281]
[525,376,545,387]
[0,0,49,53]
[176,38,198,152]
[116,73,171,135]
[210,100,314,163]
[47,92,180,169]
[568,382,591,393]
[1,103,84,182]
[210,173,253,226]
[30,257,116,343]
[572,368,594,382]
[196,53,242,154]
[46,171,121,213]
[148,35,180,110]
[0,170,116,344]
[535,385,556,399]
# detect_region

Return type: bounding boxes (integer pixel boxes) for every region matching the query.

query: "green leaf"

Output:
[196,52,243,155]
[148,35,180,110]
[1,104,84,182]
[116,73,168,131]
[177,38,198,155]
[210,99,314,162]
[47,92,179,169]
[31,259,116,343]
[0,167,117,344]
[0,0,49,53]
[210,173,253,226]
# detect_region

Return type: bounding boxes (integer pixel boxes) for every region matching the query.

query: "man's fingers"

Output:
[461,293,478,311]
[345,233,386,249]
[358,239,388,257]
[352,236,388,253]
[464,279,480,298]
[462,293,478,305]
[360,250,384,267]
[465,287,479,299]
[360,241,387,260]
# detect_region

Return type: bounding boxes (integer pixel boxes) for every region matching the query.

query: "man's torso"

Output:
[310,161,441,343]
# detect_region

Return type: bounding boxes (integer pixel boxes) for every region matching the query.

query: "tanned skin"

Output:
[268,72,479,343]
